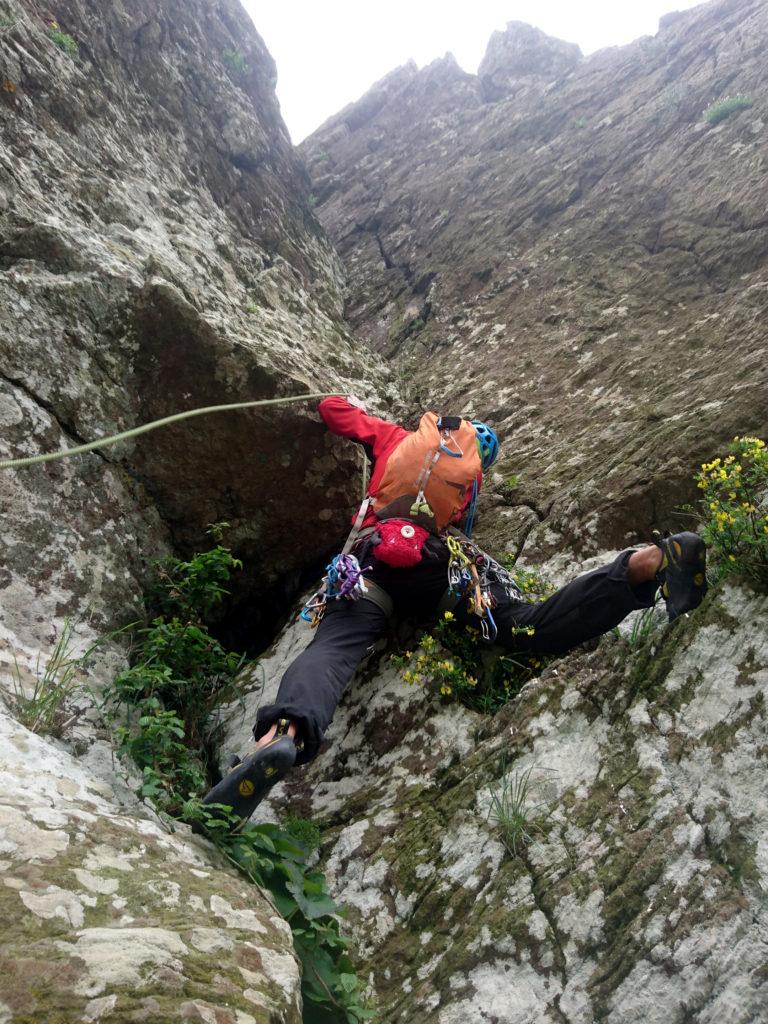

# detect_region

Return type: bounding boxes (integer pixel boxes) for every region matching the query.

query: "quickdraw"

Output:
[300,553,370,628]
[445,534,523,642]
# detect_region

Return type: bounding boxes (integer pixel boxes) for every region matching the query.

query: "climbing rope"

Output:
[0,392,337,470]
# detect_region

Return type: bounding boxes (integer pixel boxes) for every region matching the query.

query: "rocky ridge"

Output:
[302,0,768,561]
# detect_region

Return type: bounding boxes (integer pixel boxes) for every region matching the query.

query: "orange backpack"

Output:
[371,413,481,533]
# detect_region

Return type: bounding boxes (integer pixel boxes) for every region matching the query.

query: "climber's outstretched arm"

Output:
[318,396,407,461]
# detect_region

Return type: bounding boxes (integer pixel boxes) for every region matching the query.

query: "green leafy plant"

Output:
[498,474,521,500]
[148,529,242,621]
[8,619,107,737]
[487,762,546,857]
[101,528,370,1023]
[222,48,247,76]
[48,21,78,59]
[285,815,323,852]
[694,436,768,584]
[393,609,547,714]
[703,95,754,125]
[308,192,319,208]
[115,701,208,814]
[499,559,556,602]
[407,317,426,334]
[103,530,245,810]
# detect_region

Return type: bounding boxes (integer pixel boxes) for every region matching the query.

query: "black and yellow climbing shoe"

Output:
[655,531,708,622]
[202,735,297,824]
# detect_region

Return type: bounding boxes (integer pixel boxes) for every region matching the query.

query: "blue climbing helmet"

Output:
[471,420,499,471]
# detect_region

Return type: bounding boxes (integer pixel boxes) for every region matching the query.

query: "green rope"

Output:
[0,392,337,470]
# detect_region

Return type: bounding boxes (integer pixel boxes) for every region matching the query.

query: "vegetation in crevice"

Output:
[5,619,108,737]
[48,21,78,59]
[487,761,547,857]
[692,436,768,585]
[101,525,372,1024]
[222,47,248,77]
[702,94,754,125]
[392,561,555,713]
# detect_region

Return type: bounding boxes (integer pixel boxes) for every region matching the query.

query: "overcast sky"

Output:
[243,1,705,143]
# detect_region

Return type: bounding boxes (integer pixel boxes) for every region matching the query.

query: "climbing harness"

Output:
[300,552,371,627]
[0,392,337,470]
[293,404,504,633]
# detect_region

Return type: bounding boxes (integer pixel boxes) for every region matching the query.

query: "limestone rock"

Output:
[0,711,301,1022]
[0,4,393,1020]
[3,1,768,1022]
[0,0,393,644]
[222,577,768,1022]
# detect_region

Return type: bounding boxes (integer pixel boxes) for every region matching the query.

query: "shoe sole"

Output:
[662,533,707,620]
[202,736,296,823]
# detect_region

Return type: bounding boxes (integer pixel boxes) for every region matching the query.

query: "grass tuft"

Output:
[48,21,78,59]
[7,620,104,736]
[487,763,546,857]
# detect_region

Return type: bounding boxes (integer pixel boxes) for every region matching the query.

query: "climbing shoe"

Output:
[655,531,708,622]
[202,734,297,825]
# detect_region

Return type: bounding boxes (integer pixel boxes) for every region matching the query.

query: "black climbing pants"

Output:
[253,545,658,764]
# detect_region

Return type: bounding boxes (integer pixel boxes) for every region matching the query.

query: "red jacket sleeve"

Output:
[318,397,408,461]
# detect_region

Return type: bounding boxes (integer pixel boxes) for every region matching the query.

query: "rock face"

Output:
[0,2,390,1020]
[302,0,768,559]
[221,575,768,1023]
[0,711,302,1023]
[0,0,392,648]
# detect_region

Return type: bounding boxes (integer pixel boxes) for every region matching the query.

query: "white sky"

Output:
[243,1,705,143]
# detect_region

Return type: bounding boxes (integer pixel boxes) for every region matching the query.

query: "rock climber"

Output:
[203,395,707,821]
